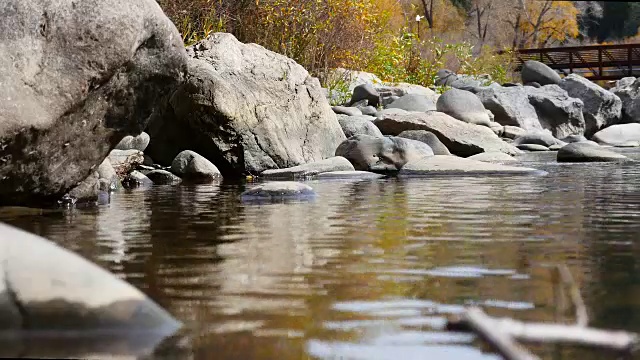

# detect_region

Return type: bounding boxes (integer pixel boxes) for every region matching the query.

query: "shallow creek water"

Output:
[3,151,640,359]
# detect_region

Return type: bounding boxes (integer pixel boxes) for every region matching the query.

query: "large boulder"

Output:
[525,85,586,138]
[0,0,187,206]
[592,123,640,147]
[557,142,629,162]
[558,74,621,136]
[397,130,451,155]
[261,156,355,179]
[478,85,585,138]
[386,94,436,112]
[146,33,345,176]
[611,77,640,123]
[335,135,434,172]
[398,155,543,176]
[374,112,520,157]
[521,60,561,85]
[0,223,181,334]
[374,83,439,104]
[476,86,544,132]
[337,115,383,138]
[436,88,491,126]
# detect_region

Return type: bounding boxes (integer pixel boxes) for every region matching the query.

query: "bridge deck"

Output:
[514,43,640,81]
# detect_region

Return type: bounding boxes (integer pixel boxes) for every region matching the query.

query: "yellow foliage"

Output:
[518,0,580,47]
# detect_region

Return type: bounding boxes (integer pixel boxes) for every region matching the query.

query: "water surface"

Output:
[3,152,640,359]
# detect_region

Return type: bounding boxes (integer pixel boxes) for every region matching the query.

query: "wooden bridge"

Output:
[514,43,640,81]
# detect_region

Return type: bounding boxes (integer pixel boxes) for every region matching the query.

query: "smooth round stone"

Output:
[115,132,150,152]
[171,150,221,182]
[315,171,385,180]
[146,170,182,185]
[548,144,563,151]
[332,106,362,116]
[241,182,316,202]
[399,155,544,176]
[467,152,518,163]
[557,142,630,163]
[517,143,550,152]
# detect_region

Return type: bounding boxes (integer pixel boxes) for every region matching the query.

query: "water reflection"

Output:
[1,157,640,359]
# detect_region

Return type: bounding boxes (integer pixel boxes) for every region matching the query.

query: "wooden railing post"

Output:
[569,52,573,74]
[598,48,603,78]
[628,47,633,76]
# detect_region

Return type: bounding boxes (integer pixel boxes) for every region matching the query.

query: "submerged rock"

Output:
[335,134,434,172]
[399,155,543,176]
[0,223,181,334]
[241,182,316,202]
[261,157,355,179]
[0,0,187,206]
[557,142,629,162]
[146,170,182,185]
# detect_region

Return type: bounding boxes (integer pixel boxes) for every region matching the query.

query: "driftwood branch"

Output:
[449,314,639,351]
[453,307,539,360]
[446,265,640,359]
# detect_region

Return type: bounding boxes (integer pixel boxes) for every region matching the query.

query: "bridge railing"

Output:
[512,43,640,81]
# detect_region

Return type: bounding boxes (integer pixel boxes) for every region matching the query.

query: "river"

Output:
[2,151,640,359]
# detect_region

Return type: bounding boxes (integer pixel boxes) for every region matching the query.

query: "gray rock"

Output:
[171,150,221,181]
[374,83,439,104]
[97,159,121,191]
[436,69,458,86]
[359,105,378,116]
[145,33,345,175]
[387,94,437,112]
[108,150,144,176]
[382,95,401,107]
[558,74,622,136]
[333,106,362,116]
[122,170,153,188]
[375,108,409,120]
[335,134,434,172]
[525,82,542,88]
[65,172,100,205]
[489,122,503,136]
[115,132,151,152]
[517,143,550,152]
[560,134,589,143]
[0,222,181,333]
[476,86,544,131]
[241,181,316,202]
[328,68,383,92]
[435,88,491,126]
[397,130,451,155]
[338,115,383,138]
[557,142,629,162]
[592,123,640,146]
[525,85,586,138]
[467,152,518,162]
[521,60,561,85]
[502,126,528,140]
[143,154,155,166]
[146,170,182,185]
[513,132,564,147]
[399,155,543,176]
[611,77,640,123]
[0,0,187,206]
[315,170,385,180]
[548,144,563,151]
[261,156,355,179]
[373,111,520,157]
[350,83,380,108]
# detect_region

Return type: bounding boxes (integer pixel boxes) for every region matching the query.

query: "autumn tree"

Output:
[507,0,580,48]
